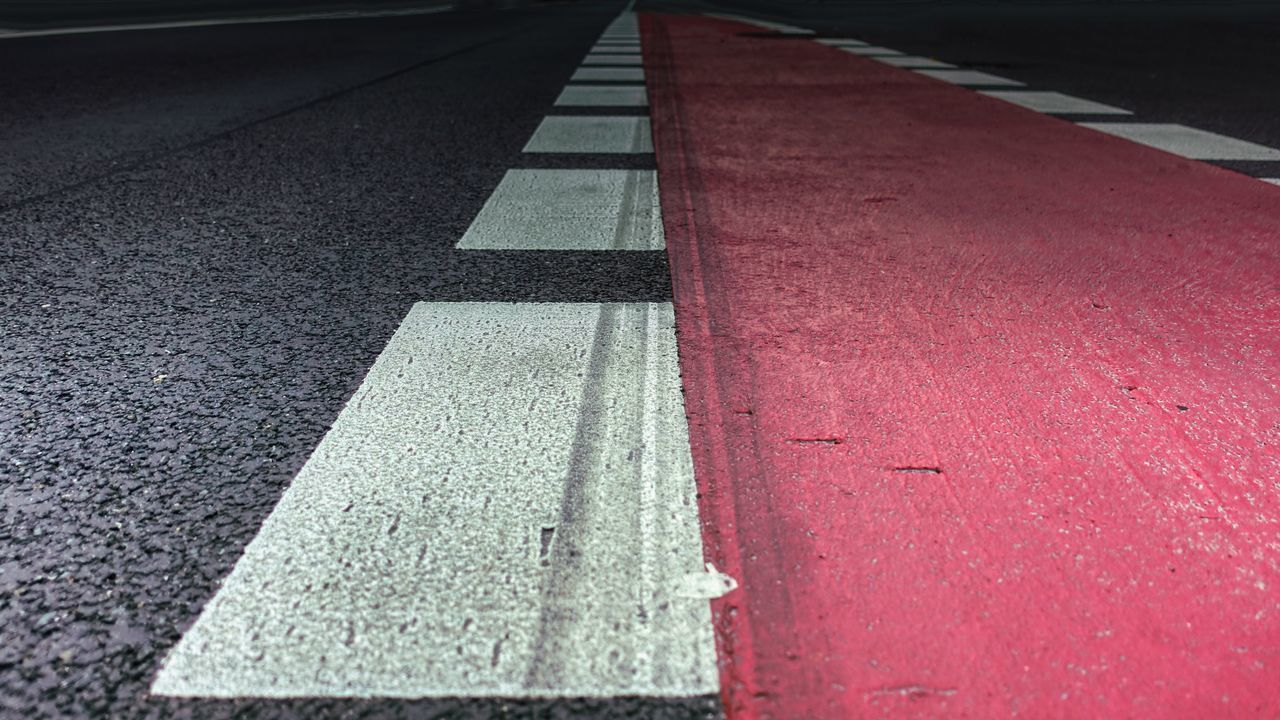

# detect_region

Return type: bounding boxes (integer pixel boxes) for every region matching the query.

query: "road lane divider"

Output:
[1079,122,1280,160]
[152,302,718,698]
[457,169,662,251]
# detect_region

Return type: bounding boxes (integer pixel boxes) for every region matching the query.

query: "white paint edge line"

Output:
[1263,178,1280,186]
[0,3,451,39]
[840,45,904,56]
[914,68,1025,87]
[980,90,1132,115]
[1078,122,1280,161]
[151,302,721,698]
[523,116,652,154]
[457,169,663,251]
[871,55,956,69]
[816,38,868,47]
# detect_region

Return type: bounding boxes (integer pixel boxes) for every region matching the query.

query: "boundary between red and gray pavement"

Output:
[643,11,1280,719]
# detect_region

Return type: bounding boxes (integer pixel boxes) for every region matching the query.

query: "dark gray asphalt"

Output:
[0,4,702,718]
[6,1,1280,718]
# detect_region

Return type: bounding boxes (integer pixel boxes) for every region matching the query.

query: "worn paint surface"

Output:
[153,302,718,698]
[644,13,1280,719]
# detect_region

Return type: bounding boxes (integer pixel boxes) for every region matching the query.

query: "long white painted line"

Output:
[524,117,652,154]
[457,169,663,251]
[1078,123,1280,161]
[571,67,646,82]
[840,45,903,56]
[556,86,649,107]
[0,4,451,39]
[1263,178,1280,186]
[816,38,868,47]
[872,55,956,69]
[981,90,1131,115]
[152,302,723,698]
[915,68,1025,87]
[583,54,643,66]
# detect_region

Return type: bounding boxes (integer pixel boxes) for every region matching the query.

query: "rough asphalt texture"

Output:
[5,0,1280,717]
[0,4,708,718]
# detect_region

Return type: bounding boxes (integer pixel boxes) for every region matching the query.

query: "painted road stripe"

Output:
[1079,122,1280,160]
[0,4,451,38]
[872,55,956,69]
[916,68,1025,86]
[840,45,903,56]
[982,90,1131,115]
[556,86,648,107]
[457,169,663,251]
[1264,178,1280,185]
[523,116,652,154]
[592,45,642,53]
[583,54,643,65]
[572,68,645,82]
[152,302,721,698]
[646,13,1280,719]
[816,38,868,47]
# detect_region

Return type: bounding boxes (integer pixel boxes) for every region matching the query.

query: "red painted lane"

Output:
[642,14,1280,720]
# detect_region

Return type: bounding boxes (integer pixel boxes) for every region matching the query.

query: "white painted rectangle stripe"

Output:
[915,68,1025,87]
[981,90,1131,115]
[457,169,664,251]
[816,38,868,47]
[1077,122,1280,161]
[152,302,721,698]
[556,86,648,107]
[583,54,643,65]
[524,116,652,154]
[872,55,955,69]
[571,67,645,82]
[1263,178,1280,186]
[592,45,642,52]
[840,45,903,56]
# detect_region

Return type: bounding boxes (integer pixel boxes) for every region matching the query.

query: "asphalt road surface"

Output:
[3,1,1279,718]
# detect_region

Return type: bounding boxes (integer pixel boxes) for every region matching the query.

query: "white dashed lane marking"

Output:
[572,67,646,82]
[982,90,1132,115]
[816,38,868,47]
[457,169,664,251]
[840,45,903,56]
[1079,123,1280,160]
[524,116,652,154]
[151,302,720,698]
[592,45,642,53]
[583,54,643,65]
[556,86,648,107]
[873,55,955,68]
[916,68,1025,87]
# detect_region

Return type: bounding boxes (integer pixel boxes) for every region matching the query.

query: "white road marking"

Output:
[982,90,1130,115]
[872,55,956,69]
[840,45,904,56]
[524,116,652,154]
[1263,178,1280,186]
[556,86,649,107]
[583,54,643,65]
[151,302,718,698]
[457,169,664,251]
[816,38,868,47]
[593,43,641,50]
[915,68,1025,86]
[0,4,451,39]
[1077,123,1280,160]
[571,67,646,82]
